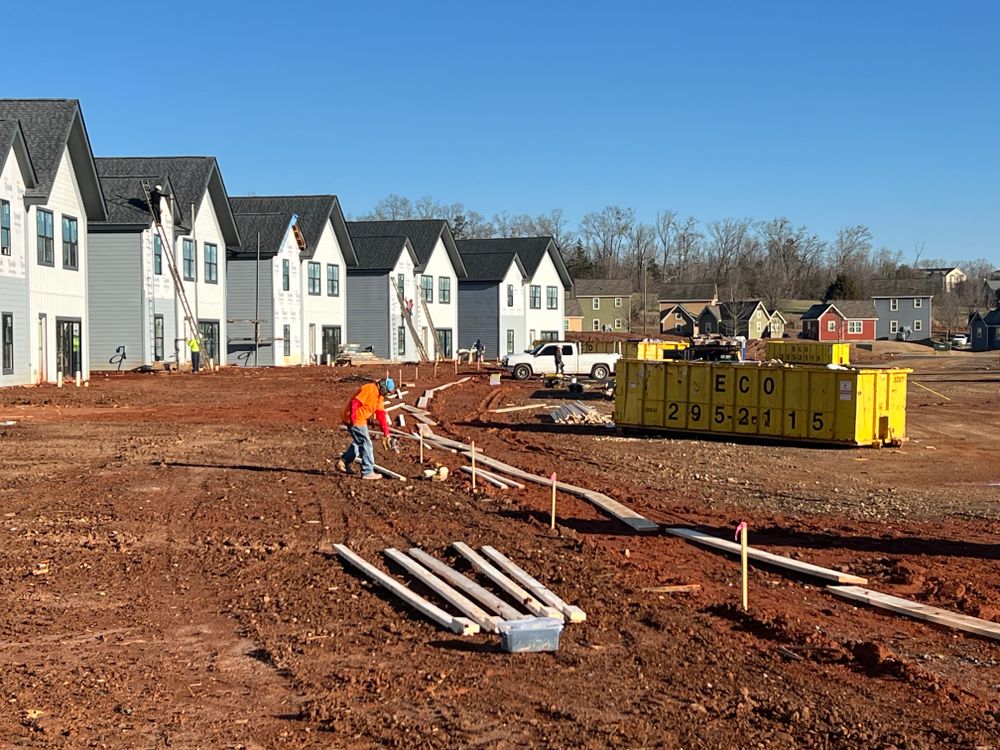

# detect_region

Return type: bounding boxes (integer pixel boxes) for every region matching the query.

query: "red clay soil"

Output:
[0,353,998,748]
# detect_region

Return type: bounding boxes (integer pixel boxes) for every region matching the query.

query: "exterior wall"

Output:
[414,237,458,359]
[767,315,785,338]
[148,199,178,364]
[301,220,348,363]
[457,281,499,358]
[747,307,770,339]
[27,147,90,382]
[346,271,390,358]
[582,294,632,332]
[698,310,719,334]
[873,297,932,341]
[498,261,526,356]
[970,319,1000,351]
[390,253,417,361]
[272,222,303,365]
[524,250,564,343]
[88,232,143,370]
[660,307,695,336]
[564,317,583,333]
[226,255,275,366]
[0,148,30,385]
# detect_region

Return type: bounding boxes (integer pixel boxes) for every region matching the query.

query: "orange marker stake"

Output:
[550,473,557,529]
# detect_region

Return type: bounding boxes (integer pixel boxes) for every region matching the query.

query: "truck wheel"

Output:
[591,364,610,381]
[513,364,532,381]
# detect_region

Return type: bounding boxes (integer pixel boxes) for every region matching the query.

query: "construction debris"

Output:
[550,400,612,425]
[641,584,702,594]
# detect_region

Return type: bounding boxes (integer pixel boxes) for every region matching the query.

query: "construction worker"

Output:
[337,377,395,480]
[188,334,201,373]
[554,345,564,375]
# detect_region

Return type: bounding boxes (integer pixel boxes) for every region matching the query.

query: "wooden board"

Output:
[641,584,702,594]
[458,465,509,489]
[352,459,406,481]
[489,404,550,414]
[464,453,659,534]
[333,544,478,635]
[384,549,503,633]
[828,585,1000,641]
[407,548,532,621]
[663,527,868,585]
[480,546,586,623]
[451,542,563,620]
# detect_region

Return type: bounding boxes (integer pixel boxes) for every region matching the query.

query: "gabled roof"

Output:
[0,99,106,219]
[973,308,1000,326]
[455,236,572,289]
[572,278,634,297]
[801,302,834,321]
[803,300,879,320]
[0,119,37,189]
[94,157,239,246]
[349,235,418,273]
[871,277,938,297]
[769,310,788,323]
[718,300,767,322]
[700,304,721,320]
[229,195,357,265]
[456,247,527,283]
[564,296,584,317]
[657,282,717,302]
[94,174,179,228]
[659,303,696,321]
[347,219,466,277]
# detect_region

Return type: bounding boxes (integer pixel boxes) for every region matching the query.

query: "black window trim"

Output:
[37,209,55,267]
[62,214,79,271]
[307,261,321,296]
[0,199,11,256]
[183,238,197,281]
[204,242,219,284]
[1,311,13,375]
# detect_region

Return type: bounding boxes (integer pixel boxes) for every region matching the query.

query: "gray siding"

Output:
[457,281,500,355]
[0,276,30,385]
[88,232,144,371]
[345,271,389,357]
[873,297,932,341]
[226,256,275,366]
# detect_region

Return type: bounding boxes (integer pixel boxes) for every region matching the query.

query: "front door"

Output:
[321,326,341,359]
[198,320,220,363]
[308,324,317,363]
[436,328,453,359]
[56,318,81,377]
[37,314,47,382]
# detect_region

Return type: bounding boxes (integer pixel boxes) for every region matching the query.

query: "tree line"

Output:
[358,195,996,314]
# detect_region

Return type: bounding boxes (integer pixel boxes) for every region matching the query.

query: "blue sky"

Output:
[6,1,998,263]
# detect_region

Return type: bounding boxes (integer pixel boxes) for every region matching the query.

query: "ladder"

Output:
[417,291,441,359]
[139,180,203,358]
[389,276,429,361]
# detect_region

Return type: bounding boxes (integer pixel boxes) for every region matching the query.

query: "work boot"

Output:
[336,458,352,474]
[362,473,382,481]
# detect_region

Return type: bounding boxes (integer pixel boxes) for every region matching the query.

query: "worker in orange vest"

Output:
[337,377,395,479]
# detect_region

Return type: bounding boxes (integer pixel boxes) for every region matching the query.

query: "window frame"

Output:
[847,320,863,335]
[307,261,321,295]
[529,285,541,309]
[438,276,451,304]
[283,324,291,357]
[592,319,600,331]
[546,286,558,310]
[889,298,898,311]
[421,274,434,303]
[889,320,899,334]
[506,329,515,354]
[204,242,218,284]
[827,319,837,332]
[614,297,622,308]
[282,259,290,292]
[397,325,406,355]
[1,312,12,375]
[614,318,623,330]
[0,199,11,256]
[913,298,922,309]
[913,319,922,332]
[592,297,600,310]
[37,209,55,266]
[183,238,197,281]
[326,264,340,297]
[506,284,514,308]
[153,235,162,275]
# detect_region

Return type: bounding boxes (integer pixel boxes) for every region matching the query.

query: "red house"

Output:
[800,301,878,341]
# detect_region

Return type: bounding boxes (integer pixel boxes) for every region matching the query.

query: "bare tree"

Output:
[580,206,635,275]
[363,194,413,220]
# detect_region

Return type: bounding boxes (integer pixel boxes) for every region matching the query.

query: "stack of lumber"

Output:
[550,400,611,425]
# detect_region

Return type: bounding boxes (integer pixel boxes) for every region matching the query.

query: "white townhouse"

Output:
[0,99,108,384]
[228,195,357,366]
[91,157,240,369]
[347,220,466,359]
[455,240,530,358]
[511,236,572,344]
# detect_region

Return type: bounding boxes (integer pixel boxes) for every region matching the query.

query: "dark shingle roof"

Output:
[347,219,465,276]
[657,282,717,302]
[981,308,1000,325]
[456,236,572,289]
[0,99,105,219]
[832,300,878,319]
[0,119,37,188]
[457,248,526,283]
[801,303,832,321]
[565,296,583,317]
[229,195,357,264]
[96,175,171,226]
[95,156,239,245]
[350,236,417,272]
[659,304,695,321]
[572,278,634,297]
[718,300,766,322]
[871,277,938,297]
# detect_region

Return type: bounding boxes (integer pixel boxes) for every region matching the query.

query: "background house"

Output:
[970,309,1000,351]
[513,236,572,343]
[345,234,418,360]
[657,282,717,317]
[984,277,1000,307]
[871,278,935,341]
[573,278,634,332]
[919,266,966,293]
[659,303,697,336]
[699,300,773,339]
[564,294,583,332]
[801,301,878,341]
[454,244,527,358]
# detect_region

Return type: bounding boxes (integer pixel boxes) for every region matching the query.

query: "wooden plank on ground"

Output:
[480,546,586,623]
[384,548,504,633]
[458,465,509,489]
[642,584,702,594]
[663,527,868,585]
[489,404,550,414]
[407,548,532,621]
[463,453,659,534]
[451,542,564,620]
[827,585,1000,641]
[333,544,479,635]
[352,459,406,481]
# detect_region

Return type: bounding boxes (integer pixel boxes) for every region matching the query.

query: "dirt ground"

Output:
[1,347,999,748]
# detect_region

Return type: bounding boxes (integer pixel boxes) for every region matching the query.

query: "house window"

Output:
[889,298,898,311]
[506,329,515,354]
[675,313,683,321]
[563,320,569,331]
[183,239,196,281]
[756,320,762,333]
[439,277,451,304]
[592,298,600,310]
[529,329,535,343]
[592,319,600,331]
[421,275,433,303]
[914,298,922,308]
[540,331,559,341]
[282,259,290,291]
[37,209,54,265]
[61,216,79,269]
[615,318,623,329]
[397,273,406,300]
[282,324,291,357]
[154,315,164,361]
[890,320,899,333]
[507,284,514,307]
[546,286,558,309]
[307,262,321,295]
[198,320,219,362]
[153,235,162,274]
[0,200,10,255]
[204,243,218,283]
[397,326,406,355]
[614,297,622,308]
[675,324,683,334]
[827,320,837,332]
[530,285,541,309]
[1,312,12,374]
[913,319,922,332]
[847,320,862,334]
[327,264,339,296]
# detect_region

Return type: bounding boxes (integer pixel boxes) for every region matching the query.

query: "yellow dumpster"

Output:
[764,340,850,366]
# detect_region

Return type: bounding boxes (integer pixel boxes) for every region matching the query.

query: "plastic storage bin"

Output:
[498,617,564,653]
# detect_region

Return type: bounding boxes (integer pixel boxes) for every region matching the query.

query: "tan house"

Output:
[698,299,774,339]
[659,303,697,336]
[573,278,635,332]
[658,282,717,320]
[564,294,583,332]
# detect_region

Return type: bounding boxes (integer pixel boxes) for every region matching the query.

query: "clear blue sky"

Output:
[7,0,998,263]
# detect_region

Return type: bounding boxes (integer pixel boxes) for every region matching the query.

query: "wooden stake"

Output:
[454,357,458,374]
[415,365,419,381]
[419,427,424,463]
[398,368,402,387]
[471,441,477,489]
[735,521,748,610]
[550,472,557,530]
[434,360,439,378]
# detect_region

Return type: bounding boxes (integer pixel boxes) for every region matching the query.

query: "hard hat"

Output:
[384,377,395,392]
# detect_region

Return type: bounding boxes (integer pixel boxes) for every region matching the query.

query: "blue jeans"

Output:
[342,425,374,476]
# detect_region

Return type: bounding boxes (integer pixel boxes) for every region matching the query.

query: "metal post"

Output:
[254,231,260,367]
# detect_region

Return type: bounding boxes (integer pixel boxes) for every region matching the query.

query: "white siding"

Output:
[498,260,526,356]
[148,193,178,363]
[524,250,564,343]
[390,254,416,362]
[300,220,348,362]
[272,221,302,365]
[0,145,29,384]
[414,237,458,358]
[28,147,90,382]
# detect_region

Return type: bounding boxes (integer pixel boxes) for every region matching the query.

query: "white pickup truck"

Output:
[502,341,620,381]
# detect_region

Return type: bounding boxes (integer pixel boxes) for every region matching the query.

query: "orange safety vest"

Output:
[341,382,385,427]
